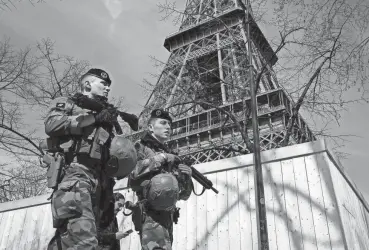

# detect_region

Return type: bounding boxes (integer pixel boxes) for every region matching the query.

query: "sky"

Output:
[0,0,368,200]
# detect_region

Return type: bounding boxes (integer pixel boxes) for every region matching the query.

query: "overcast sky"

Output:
[0,0,368,200]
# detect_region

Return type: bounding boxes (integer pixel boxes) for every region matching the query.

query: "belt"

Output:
[69,153,103,176]
[72,153,101,166]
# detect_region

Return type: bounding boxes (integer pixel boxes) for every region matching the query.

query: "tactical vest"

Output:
[43,96,112,164]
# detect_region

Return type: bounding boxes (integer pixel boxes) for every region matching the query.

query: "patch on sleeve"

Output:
[56,102,66,108]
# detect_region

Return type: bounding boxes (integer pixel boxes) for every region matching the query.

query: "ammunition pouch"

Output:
[45,152,65,190]
[89,127,110,160]
[40,136,76,165]
[40,137,62,153]
[40,136,82,198]
[51,180,82,228]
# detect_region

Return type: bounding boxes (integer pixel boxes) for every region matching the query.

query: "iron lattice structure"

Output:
[128,0,315,164]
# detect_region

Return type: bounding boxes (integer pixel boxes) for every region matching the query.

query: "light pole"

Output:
[245,0,269,249]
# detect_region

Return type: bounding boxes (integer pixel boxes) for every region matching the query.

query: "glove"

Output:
[164,153,181,165]
[94,109,117,125]
[152,153,167,166]
[178,164,192,176]
[120,112,139,131]
[152,153,180,166]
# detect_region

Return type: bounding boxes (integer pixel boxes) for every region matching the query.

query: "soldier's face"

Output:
[114,198,125,215]
[88,77,110,98]
[149,118,172,141]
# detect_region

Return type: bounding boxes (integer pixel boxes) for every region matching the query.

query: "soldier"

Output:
[98,192,133,250]
[45,68,120,250]
[128,109,193,250]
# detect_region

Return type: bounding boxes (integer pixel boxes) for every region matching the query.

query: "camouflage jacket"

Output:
[128,132,192,201]
[44,95,112,159]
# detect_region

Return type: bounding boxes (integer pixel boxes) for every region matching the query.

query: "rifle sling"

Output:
[192,181,206,196]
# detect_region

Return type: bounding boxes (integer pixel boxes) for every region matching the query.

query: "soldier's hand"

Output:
[152,153,167,165]
[153,153,180,166]
[116,229,133,240]
[94,109,117,125]
[164,153,181,165]
[178,164,192,176]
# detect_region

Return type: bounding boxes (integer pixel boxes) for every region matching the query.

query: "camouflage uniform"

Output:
[128,132,193,250]
[97,178,120,250]
[45,96,113,250]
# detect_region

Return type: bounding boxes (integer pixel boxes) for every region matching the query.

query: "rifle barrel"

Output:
[191,166,219,194]
[210,186,219,194]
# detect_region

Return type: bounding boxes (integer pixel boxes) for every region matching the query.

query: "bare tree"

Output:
[140,0,369,156]
[0,0,44,11]
[0,37,133,202]
[0,161,48,202]
[0,37,42,158]
[0,37,89,201]
[268,0,369,146]
[19,38,90,109]
[0,37,90,158]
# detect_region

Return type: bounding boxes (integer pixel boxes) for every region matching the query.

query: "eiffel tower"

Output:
[128,0,315,164]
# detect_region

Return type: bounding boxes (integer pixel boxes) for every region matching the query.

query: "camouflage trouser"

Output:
[140,210,173,250]
[47,163,99,250]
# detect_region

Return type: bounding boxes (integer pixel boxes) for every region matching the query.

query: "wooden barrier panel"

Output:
[0,140,368,250]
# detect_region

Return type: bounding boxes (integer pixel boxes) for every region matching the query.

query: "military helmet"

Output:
[147,173,179,211]
[106,135,137,178]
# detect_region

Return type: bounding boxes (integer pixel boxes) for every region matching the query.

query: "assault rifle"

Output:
[181,156,219,195]
[70,93,139,134]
